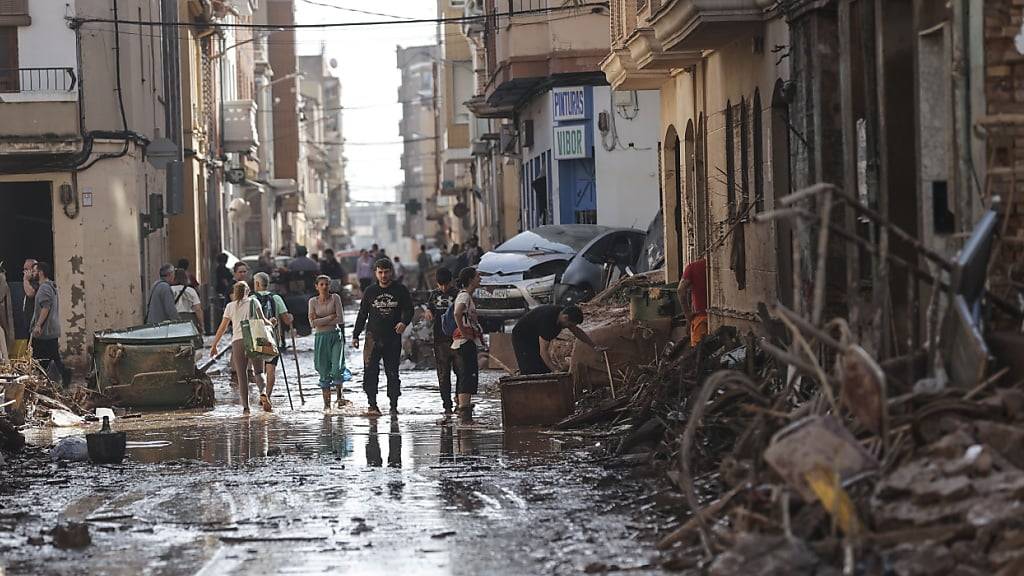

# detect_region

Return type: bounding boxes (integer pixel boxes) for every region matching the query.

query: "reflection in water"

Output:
[366,419,382,467]
[440,425,454,463]
[387,417,402,468]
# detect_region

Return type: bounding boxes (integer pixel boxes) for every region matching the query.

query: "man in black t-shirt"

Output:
[422,267,459,415]
[512,304,606,375]
[353,258,414,416]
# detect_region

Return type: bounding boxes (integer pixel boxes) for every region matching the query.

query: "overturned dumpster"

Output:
[92,321,213,409]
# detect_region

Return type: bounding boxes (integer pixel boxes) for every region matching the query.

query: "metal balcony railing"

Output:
[0,67,77,94]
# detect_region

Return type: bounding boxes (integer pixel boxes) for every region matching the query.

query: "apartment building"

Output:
[464,1,661,238]
[396,44,441,246]
[0,0,178,365]
[437,0,477,246]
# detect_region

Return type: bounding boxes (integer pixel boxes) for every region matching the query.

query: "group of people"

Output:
[413,237,483,291]
[0,259,70,386]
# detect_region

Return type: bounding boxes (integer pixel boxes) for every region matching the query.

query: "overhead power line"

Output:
[295,0,415,20]
[71,2,608,30]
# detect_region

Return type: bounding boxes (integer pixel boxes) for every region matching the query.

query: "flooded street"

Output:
[1,326,669,575]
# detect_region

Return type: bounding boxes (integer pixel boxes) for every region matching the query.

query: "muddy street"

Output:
[1,328,668,576]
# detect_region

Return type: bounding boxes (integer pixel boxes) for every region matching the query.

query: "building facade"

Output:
[396,44,441,247]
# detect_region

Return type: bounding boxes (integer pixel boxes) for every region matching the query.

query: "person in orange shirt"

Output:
[677,258,708,346]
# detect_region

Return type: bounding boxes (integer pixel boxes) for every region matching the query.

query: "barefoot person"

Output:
[211,281,267,414]
[309,274,347,411]
[511,304,607,375]
[451,267,483,416]
[254,272,292,412]
[352,258,414,416]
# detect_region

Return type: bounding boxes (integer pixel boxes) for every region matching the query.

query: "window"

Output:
[725,100,735,219]
[450,0,466,6]
[753,89,764,212]
[0,26,17,92]
[0,0,30,26]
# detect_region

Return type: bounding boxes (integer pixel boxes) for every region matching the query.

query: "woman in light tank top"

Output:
[309,274,348,411]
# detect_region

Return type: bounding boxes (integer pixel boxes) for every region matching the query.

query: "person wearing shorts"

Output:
[254,272,291,412]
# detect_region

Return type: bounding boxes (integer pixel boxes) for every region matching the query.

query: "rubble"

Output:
[548,183,1024,574]
[2,356,91,454]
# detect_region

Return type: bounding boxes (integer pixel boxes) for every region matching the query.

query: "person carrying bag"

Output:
[211,281,272,415]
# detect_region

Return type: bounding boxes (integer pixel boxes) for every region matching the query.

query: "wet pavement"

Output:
[0,321,670,575]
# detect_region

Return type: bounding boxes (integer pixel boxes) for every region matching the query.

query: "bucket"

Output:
[86,416,127,464]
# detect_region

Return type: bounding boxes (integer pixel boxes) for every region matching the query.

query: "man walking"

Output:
[393,256,405,285]
[146,264,179,324]
[422,267,458,416]
[254,272,292,412]
[30,262,70,386]
[416,245,430,290]
[352,258,414,416]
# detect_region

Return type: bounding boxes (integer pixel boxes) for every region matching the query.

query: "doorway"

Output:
[0,181,55,284]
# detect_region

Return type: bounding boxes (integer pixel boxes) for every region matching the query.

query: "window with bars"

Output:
[0,0,29,26]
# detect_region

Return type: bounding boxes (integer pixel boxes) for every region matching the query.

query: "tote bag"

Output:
[242,299,279,360]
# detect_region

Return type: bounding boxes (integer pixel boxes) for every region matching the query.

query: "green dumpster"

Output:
[92,321,213,409]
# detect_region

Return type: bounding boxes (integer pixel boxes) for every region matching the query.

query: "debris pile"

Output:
[553,182,1024,574]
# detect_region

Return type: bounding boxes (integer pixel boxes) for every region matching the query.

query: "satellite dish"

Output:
[329,58,338,69]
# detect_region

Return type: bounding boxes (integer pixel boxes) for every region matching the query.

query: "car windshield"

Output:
[495,225,608,255]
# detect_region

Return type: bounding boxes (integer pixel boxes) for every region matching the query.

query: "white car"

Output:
[474,225,614,328]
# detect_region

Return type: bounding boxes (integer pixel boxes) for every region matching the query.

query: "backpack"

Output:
[441,303,457,337]
[254,292,276,322]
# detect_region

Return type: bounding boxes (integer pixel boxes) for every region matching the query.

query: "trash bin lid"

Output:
[94,321,200,344]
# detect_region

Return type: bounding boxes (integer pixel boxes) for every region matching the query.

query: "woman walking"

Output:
[210,281,267,415]
[309,274,348,411]
[451,267,483,417]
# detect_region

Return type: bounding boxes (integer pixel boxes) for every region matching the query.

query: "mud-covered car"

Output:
[475,225,641,327]
[553,228,646,306]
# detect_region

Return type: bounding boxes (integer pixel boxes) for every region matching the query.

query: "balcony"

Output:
[0,67,76,97]
[602,0,770,89]
[222,99,258,153]
[650,0,771,52]
[474,4,610,116]
[0,67,80,155]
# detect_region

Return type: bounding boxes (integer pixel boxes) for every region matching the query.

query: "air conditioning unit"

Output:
[499,124,518,155]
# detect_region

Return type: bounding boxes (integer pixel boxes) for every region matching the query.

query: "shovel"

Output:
[279,326,294,410]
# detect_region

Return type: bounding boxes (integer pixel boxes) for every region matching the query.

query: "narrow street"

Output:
[2,322,666,576]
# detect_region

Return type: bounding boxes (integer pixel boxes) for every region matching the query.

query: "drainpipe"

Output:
[956,0,974,230]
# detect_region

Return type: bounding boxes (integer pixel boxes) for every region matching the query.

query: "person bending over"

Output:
[512,304,606,375]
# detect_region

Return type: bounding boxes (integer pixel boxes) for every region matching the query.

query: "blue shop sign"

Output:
[552,86,588,121]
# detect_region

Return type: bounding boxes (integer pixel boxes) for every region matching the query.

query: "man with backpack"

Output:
[253,272,291,412]
[352,258,414,416]
[422,267,459,416]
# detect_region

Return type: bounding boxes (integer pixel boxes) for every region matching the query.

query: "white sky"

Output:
[294,0,439,203]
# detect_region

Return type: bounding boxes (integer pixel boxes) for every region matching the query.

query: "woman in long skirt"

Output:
[309,274,347,411]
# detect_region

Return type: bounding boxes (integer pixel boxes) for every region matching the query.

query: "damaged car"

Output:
[475,225,644,328]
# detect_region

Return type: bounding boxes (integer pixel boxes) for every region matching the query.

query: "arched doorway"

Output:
[771,79,793,308]
[663,125,684,280]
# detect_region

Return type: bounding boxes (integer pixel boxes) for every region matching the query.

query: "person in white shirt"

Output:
[210,281,266,415]
[171,268,204,333]
[451,266,483,417]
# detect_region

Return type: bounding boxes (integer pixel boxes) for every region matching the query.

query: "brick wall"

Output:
[983,1,1024,305]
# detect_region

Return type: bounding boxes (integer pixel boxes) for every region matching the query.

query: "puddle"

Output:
[4,328,661,576]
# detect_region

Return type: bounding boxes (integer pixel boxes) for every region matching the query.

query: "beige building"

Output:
[396,44,441,246]
[437,0,477,246]
[603,0,786,327]
[0,0,179,366]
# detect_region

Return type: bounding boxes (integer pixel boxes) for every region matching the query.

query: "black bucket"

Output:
[86,416,127,464]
